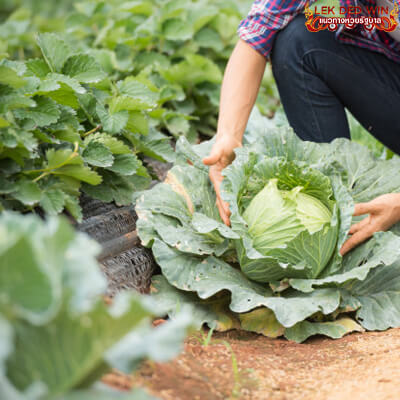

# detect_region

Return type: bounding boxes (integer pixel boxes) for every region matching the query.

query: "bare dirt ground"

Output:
[103,328,400,400]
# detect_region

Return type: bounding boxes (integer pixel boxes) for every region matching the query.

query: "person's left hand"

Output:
[340,193,400,256]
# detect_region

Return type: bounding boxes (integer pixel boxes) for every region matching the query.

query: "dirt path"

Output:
[104,328,400,400]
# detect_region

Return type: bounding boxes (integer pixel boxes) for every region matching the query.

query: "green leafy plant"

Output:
[0,31,178,219]
[0,0,280,219]
[0,211,193,399]
[136,108,400,343]
[59,0,247,140]
[1,0,277,140]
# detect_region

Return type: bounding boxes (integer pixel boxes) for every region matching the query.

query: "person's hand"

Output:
[202,135,242,226]
[340,193,400,256]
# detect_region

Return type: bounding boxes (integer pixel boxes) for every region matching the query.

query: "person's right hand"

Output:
[202,135,242,226]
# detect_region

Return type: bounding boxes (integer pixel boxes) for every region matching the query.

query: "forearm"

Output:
[217,39,267,142]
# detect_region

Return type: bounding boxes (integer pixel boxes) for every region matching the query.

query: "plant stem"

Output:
[204,326,215,347]
[223,341,241,399]
[28,142,80,182]
[32,171,49,182]
[83,124,102,137]
[78,99,97,127]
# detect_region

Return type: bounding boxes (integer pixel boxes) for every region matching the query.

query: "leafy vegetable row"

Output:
[0,0,280,219]
[0,32,176,219]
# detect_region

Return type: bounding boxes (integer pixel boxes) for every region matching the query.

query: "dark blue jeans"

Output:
[270,14,400,155]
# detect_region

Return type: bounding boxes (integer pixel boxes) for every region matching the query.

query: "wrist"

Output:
[215,131,243,145]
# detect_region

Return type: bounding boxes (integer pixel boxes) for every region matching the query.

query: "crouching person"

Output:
[203,0,400,254]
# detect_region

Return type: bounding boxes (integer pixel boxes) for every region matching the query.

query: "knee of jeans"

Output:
[270,14,315,73]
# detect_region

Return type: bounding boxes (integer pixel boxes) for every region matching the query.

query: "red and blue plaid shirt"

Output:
[238,0,400,63]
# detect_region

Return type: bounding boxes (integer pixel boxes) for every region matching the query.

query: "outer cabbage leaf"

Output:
[244,122,327,165]
[136,163,239,257]
[344,261,400,331]
[290,231,400,293]
[238,308,285,338]
[0,211,102,324]
[326,140,400,203]
[5,296,151,395]
[284,318,364,343]
[151,275,240,332]
[151,240,341,328]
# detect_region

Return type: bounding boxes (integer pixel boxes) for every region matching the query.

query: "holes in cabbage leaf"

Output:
[357,258,368,267]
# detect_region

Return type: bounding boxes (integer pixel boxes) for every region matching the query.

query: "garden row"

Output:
[0,0,279,220]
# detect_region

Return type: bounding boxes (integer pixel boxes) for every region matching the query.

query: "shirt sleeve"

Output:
[237,0,316,60]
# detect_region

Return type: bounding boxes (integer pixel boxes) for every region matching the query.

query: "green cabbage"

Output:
[241,178,336,281]
[136,109,400,343]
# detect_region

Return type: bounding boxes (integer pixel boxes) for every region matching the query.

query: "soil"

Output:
[102,328,400,400]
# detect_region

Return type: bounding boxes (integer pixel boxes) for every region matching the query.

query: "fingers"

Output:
[353,202,379,216]
[342,198,393,255]
[216,190,230,217]
[220,197,231,221]
[209,166,231,225]
[342,216,371,255]
[204,143,233,225]
[212,177,231,225]
[203,145,223,166]
[348,216,370,235]
[216,196,231,226]
[340,226,375,256]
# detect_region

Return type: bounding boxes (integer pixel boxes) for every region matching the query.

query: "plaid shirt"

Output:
[237,0,400,63]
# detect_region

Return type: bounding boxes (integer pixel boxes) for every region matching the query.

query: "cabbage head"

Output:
[237,171,338,282]
[136,110,400,343]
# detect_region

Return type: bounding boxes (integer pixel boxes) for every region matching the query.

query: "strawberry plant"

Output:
[0,32,176,220]
[0,0,281,219]
[1,0,277,139]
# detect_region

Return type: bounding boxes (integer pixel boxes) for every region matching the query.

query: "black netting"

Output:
[79,193,118,219]
[78,207,137,243]
[100,247,157,296]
